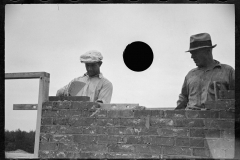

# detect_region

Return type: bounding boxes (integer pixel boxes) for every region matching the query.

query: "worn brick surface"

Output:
[157,128,189,137]
[39,101,235,159]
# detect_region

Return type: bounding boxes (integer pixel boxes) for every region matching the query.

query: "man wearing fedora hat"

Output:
[56,50,113,104]
[175,33,235,110]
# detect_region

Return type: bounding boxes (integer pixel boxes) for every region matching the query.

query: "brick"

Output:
[154,137,175,146]
[79,144,108,152]
[136,127,158,135]
[219,110,235,119]
[71,101,98,110]
[52,134,73,143]
[82,126,97,134]
[39,150,55,158]
[157,128,189,137]
[58,110,82,117]
[55,101,72,109]
[106,152,136,158]
[42,101,53,110]
[186,110,219,119]
[150,118,174,127]
[42,110,59,117]
[205,119,235,129]
[108,110,134,118]
[94,109,108,118]
[135,145,161,154]
[162,146,192,156]
[190,138,204,147]
[205,138,234,150]
[69,117,97,126]
[192,148,210,157]
[58,143,79,152]
[97,135,124,144]
[134,110,151,117]
[122,135,144,144]
[108,144,135,153]
[52,117,70,125]
[205,100,235,110]
[81,110,96,117]
[219,90,235,99]
[40,134,53,142]
[96,126,108,134]
[56,126,82,134]
[39,142,58,151]
[220,129,235,139]
[174,119,204,127]
[137,154,160,159]
[73,135,97,144]
[96,118,119,126]
[120,118,146,127]
[48,96,90,101]
[164,110,186,118]
[175,138,190,147]
[41,117,53,125]
[40,126,57,134]
[75,152,106,159]
[54,151,69,158]
[190,129,220,138]
[151,110,164,117]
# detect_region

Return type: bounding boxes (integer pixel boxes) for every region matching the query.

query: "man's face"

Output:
[190,48,209,67]
[85,62,101,77]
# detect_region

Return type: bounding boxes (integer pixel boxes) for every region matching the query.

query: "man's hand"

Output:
[175,100,187,110]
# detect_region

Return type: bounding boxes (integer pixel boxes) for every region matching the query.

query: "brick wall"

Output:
[39,100,235,159]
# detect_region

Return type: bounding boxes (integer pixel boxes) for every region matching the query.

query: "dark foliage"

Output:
[5,129,35,153]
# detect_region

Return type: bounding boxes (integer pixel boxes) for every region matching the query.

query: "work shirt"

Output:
[177,60,235,110]
[56,73,113,104]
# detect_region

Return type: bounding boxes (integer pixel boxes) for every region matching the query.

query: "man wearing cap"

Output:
[175,33,235,110]
[56,50,113,104]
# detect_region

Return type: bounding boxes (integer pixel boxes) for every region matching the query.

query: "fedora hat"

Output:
[186,33,217,52]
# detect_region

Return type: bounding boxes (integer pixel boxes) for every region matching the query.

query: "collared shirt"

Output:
[56,73,113,104]
[177,60,235,110]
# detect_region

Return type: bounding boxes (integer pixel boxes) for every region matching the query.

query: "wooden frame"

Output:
[5,72,50,158]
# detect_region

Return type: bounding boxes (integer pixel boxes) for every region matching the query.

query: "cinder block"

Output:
[164,110,186,118]
[39,142,58,151]
[108,144,135,153]
[157,128,189,137]
[175,138,190,147]
[162,146,192,156]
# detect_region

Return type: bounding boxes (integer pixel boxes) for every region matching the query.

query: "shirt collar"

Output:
[84,73,103,79]
[192,59,221,72]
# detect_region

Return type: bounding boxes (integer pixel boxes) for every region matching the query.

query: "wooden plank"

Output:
[13,104,38,110]
[48,96,90,101]
[34,77,49,158]
[5,72,50,79]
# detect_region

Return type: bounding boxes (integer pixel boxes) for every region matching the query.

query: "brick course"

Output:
[39,100,235,159]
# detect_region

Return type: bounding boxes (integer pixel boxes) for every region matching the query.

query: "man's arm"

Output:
[96,82,113,104]
[175,77,188,110]
[56,79,77,96]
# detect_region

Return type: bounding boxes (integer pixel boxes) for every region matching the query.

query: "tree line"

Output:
[5,129,35,153]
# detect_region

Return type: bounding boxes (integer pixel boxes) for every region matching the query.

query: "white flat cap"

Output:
[80,50,103,63]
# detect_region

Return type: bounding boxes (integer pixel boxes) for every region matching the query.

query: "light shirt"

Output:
[56,73,113,104]
[177,60,235,110]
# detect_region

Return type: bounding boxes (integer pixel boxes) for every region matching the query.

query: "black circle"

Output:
[123,41,154,72]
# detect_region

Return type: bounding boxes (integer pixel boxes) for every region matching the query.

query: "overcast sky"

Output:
[5,4,234,131]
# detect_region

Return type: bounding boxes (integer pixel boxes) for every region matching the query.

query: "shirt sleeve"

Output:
[176,77,189,108]
[96,81,113,104]
[228,67,235,90]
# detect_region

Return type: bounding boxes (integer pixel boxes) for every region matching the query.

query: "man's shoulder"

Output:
[100,74,112,85]
[219,63,234,71]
